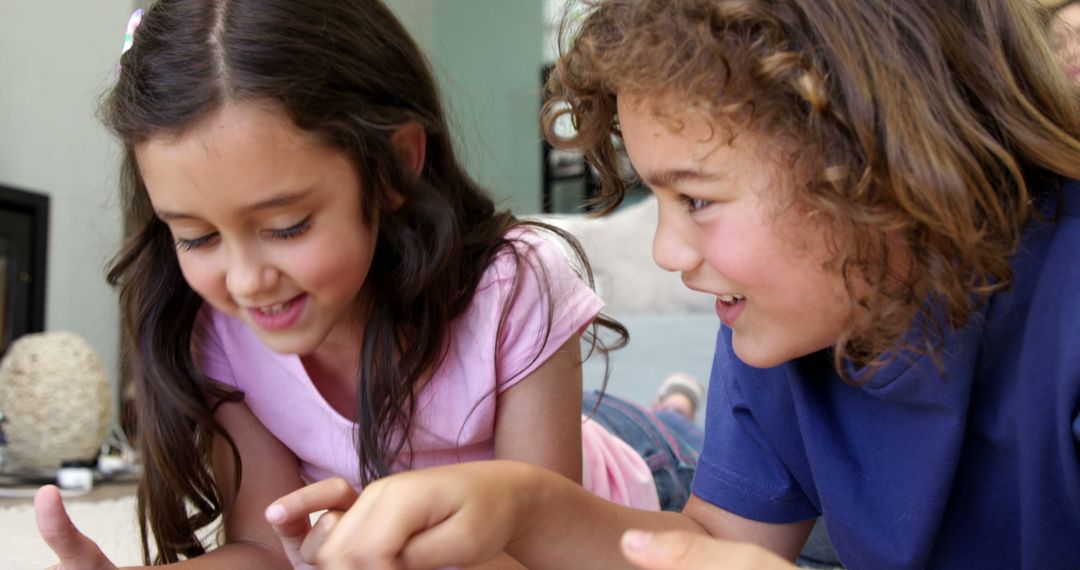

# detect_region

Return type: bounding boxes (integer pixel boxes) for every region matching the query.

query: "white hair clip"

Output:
[121,8,144,56]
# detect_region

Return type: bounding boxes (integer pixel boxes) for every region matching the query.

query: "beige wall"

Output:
[391,0,544,214]
[0,1,132,419]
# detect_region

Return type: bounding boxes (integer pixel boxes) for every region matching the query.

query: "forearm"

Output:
[465,551,530,570]
[506,462,707,570]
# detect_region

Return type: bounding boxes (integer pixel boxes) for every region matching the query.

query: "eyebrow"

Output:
[155,189,312,222]
[641,168,722,189]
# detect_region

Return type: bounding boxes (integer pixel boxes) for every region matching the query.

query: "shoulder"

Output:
[477,226,591,295]
[982,176,1080,379]
[1022,177,1080,305]
[1047,176,1080,232]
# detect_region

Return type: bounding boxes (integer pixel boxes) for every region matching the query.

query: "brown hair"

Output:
[544,0,1080,373]
[1048,0,1080,13]
[107,0,623,562]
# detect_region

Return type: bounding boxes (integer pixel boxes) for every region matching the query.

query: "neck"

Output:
[302,303,366,420]
[302,338,362,422]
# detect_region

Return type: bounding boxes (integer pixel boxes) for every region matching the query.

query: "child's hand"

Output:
[265,477,354,568]
[266,462,530,570]
[620,529,797,570]
[34,485,118,570]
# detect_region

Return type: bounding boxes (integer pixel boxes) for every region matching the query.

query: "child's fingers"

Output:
[621,529,706,569]
[620,529,795,570]
[311,463,529,570]
[266,478,357,567]
[316,477,506,570]
[34,485,114,569]
[315,481,449,569]
[267,477,359,525]
[298,510,342,563]
[397,510,503,570]
[266,513,311,568]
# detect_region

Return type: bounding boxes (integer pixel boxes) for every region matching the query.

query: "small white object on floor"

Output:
[57,466,95,491]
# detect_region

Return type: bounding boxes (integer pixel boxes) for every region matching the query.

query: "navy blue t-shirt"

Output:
[692,177,1080,569]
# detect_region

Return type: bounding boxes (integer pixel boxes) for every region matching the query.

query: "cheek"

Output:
[294,257,350,294]
[289,235,375,297]
[771,247,851,352]
[704,211,846,304]
[176,255,220,299]
[698,212,776,283]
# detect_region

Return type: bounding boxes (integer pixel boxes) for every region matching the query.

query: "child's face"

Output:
[136,100,377,357]
[1051,3,1080,90]
[618,96,850,368]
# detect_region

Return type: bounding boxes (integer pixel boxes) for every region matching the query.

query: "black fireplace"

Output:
[0,184,48,358]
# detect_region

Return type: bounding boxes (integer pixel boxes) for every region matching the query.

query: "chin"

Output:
[733,332,836,369]
[731,344,781,369]
[730,337,810,370]
[255,332,319,356]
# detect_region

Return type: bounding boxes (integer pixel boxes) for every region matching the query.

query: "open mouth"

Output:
[715,294,746,327]
[247,294,307,331]
[258,299,295,315]
[717,293,745,306]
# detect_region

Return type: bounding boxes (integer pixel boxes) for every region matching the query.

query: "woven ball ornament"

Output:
[0,332,112,471]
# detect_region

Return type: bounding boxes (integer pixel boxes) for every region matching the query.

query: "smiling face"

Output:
[136,100,378,357]
[617,96,851,368]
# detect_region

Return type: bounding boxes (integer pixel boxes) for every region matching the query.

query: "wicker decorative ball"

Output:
[0,331,113,471]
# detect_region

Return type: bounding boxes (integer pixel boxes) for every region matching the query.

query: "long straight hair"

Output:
[107,0,625,562]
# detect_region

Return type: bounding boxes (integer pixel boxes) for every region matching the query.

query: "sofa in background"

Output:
[533,196,719,419]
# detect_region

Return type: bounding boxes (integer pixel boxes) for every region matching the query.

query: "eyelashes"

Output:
[678,195,713,213]
[267,216,311,240]
[175,233,215,251]
[174,215,312,251]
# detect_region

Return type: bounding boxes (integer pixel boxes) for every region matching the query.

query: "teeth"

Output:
[717,294,745,304]
[261,302,287,315]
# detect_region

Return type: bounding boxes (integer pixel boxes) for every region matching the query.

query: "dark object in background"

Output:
[0,184,49,359]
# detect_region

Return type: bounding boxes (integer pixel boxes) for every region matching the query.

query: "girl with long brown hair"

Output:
[267,0,1080,568]
[30,0,708,568]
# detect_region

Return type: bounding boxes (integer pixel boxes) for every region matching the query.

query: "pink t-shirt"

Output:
[193,230,659,510]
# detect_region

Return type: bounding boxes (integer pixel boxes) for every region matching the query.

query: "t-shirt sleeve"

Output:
[190,306,239,389]
[691,328,819,524]
[493,232,605,392]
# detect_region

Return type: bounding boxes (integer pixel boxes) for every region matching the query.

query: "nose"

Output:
[652,204,702,273]
[225,244,278,302]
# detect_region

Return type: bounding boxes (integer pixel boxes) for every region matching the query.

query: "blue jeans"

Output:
[582,390,703,511]
[582,392,841,566]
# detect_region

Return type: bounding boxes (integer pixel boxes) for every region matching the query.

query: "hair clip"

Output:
[117,8,143,76]
[121,9,144,56]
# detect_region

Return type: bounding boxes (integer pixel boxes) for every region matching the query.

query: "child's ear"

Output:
[391,121,426,177]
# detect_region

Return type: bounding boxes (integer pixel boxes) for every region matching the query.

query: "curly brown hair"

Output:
[543,0,1080,374]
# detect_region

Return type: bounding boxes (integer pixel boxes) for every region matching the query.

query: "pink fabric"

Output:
[581,418,660,510]
[193,230,658,509]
